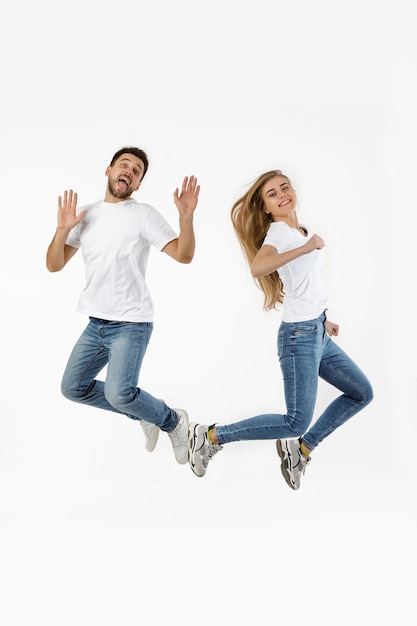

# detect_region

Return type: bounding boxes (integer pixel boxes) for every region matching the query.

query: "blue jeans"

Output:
[216,312,373,450]
[61,317,179,431]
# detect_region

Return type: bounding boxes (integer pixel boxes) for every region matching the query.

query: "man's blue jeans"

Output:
[61,317,178,431]
[216,312,373,449]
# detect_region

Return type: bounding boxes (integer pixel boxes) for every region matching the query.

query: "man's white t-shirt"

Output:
[66,199,177,322]
[263,222,327,322]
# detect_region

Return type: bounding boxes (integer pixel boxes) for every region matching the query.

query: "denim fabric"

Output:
[216,312,373,449]
[61,317,178,431]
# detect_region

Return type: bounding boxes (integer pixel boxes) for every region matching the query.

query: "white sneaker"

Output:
[168,409,189,465]
[188,422,223,477]
[276,438,311,490]
[140,420,160,452]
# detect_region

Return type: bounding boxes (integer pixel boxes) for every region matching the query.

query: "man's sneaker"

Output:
[276,438,311,490]
[140,420,160,452]
[168,409,189,465]
[188,423,223,477]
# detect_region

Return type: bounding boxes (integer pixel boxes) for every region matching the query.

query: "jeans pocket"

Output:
[294,324,318,336]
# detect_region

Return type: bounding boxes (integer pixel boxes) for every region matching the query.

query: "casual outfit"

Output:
[189,222,373,484]
[61,198,189,464]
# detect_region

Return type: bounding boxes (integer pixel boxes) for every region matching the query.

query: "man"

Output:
[46,146,200,465]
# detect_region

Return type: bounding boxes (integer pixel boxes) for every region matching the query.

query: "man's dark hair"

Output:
[110,147,149,180]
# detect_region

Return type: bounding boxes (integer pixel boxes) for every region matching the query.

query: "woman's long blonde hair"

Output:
[231,170,292,311]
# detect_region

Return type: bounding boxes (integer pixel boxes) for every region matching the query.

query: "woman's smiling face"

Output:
[261,175,297,221]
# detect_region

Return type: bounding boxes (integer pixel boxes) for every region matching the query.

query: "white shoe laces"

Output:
[169,417,187,447]
[140,420,156,436]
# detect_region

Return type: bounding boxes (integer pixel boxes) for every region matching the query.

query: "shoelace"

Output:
[169,421,187,446]
[207,442,222,459]
[140,420,155,435]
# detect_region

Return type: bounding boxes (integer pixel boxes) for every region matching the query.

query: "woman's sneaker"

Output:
[140,420,160,452]
[188,423,223,477]
[168,409,189,465]
[276,438,310,490]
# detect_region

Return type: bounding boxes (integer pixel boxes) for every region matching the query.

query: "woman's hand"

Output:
[325,320,339,336]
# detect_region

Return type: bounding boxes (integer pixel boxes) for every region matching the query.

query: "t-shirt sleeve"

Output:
[263,223,292,252]
[144,206,178,251]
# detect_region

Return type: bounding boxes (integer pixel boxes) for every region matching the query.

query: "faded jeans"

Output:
[61,317,179,432]
[216,311,373,450]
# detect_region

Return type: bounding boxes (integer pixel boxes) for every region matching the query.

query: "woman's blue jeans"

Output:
[216,312,374,450]
[61,317,178,431]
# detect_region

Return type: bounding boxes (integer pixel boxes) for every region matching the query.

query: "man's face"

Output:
[105,154,145,200]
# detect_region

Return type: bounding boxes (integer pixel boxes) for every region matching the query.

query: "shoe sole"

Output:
[188,422,207,477]
[276,440,298,490]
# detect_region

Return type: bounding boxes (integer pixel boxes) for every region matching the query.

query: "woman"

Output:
[188,170,373,489]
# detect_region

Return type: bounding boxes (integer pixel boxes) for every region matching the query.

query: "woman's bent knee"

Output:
[362,381,374,406]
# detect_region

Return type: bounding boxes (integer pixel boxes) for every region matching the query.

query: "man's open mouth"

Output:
[118,176,129,189]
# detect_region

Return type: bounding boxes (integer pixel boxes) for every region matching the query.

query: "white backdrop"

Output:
[0,1,415,624]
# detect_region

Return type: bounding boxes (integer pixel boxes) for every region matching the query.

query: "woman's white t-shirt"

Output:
[66,199,177,322]
[263,222,327,322]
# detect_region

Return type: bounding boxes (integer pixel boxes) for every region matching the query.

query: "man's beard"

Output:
[107,177,132,200]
